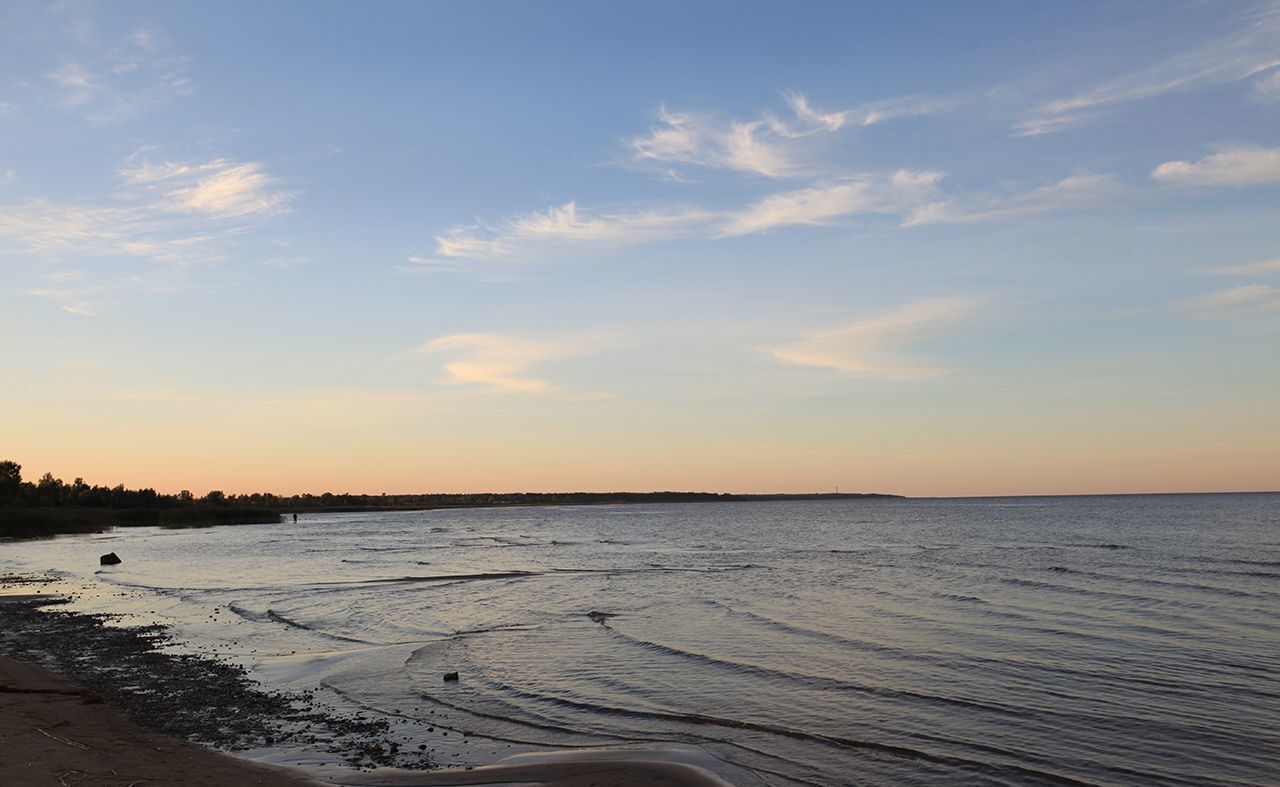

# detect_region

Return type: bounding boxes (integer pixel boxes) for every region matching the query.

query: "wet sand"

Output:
[0,649,323,787]
[0,590,732,787]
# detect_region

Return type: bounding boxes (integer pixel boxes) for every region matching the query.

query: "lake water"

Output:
[4,494,1279,786]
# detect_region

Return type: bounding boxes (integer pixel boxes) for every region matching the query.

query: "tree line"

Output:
[0,458,897,539]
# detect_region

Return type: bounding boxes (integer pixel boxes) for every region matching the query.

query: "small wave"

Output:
[264,609,376,644]
[361,571,539,584]
[1000,577,1093,594]
[1162,565,1280,580]
[1044,567,1264,599]
[631,564,763,574]
[603,626,1046,721]
[481,676,1094,786]
[226,603,375,644]
[454,622,545,636]
[227,602,267,622]
[326,680,630,748]
[1180,556,1280,569]
[265,609,314,630]
[703,600,918,656]
[935,593,988,604]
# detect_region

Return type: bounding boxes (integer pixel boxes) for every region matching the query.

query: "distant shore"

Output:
[1,491,901,539]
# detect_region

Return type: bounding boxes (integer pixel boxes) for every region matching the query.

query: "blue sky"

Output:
[2,1,1278,495]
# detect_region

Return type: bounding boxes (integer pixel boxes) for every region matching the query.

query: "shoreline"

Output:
[0,583,735,787]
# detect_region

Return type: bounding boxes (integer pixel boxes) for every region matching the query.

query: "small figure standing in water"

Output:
[292,513,298,523]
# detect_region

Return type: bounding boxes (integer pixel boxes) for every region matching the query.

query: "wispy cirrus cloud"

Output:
[627,91,953,178]
[121,158,293,218]
[1152,145,1280,186]
[1213,257,1280,275]
[720,170,944,236]
[772,297,982,380]
[46,28,191,123]
[415,170,1117,265]
[630,107,798,179]
[904,174,1121,226]
[417,171,944,263]
[412,333,586,393]
[1016,5,1280,135]
[426,201,715,262]
[0,156,292,263]
[28,271,100,317]
[1182,284,1280,318]
[785,92,957,131]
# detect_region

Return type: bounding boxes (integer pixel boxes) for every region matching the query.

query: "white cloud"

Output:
[772,297,981,380]
[417,176,938,263]
[120,158,292,218]
[1182,284,1280,318]
[786,92,956,130]
[905,174,1121,225]
[418,170,1119,264]
[1213,257,1280,275]
[433,228,513,260]
[629,107,798,178]
[412,333,580,393]
[425,200,714,262]
[1152,145,1280,186]
[720,170,944,236]
[45,28,190,123]
[628,92,952,178]
[505,200,710,242]
[0,157,291,263]
[1016,7,1280,135]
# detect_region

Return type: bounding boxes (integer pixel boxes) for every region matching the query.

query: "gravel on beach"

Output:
[0,574,433,772]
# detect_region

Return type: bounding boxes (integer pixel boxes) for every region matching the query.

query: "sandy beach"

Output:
[0,606,323,786]
[0,590,731,787]
[0,656,726,787]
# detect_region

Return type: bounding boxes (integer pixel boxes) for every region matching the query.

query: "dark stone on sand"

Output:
[100,552,122,566]
[442,671,459,682]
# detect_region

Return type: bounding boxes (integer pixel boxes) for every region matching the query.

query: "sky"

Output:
[2,0,1278,497]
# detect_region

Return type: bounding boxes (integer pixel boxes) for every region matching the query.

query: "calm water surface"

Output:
[4,494,1279,786]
